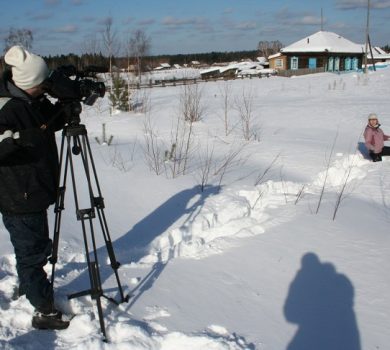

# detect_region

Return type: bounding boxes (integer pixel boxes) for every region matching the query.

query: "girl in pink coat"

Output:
[364,113,390,162]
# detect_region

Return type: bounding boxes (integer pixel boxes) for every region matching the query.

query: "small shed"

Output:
[368,47,390,65]
[200,67,222,79]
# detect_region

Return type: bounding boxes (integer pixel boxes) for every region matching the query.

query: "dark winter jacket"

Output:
[0,70,65,214]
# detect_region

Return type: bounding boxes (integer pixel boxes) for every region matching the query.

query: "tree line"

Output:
[1,26,389,74]
[0,26,270,73]
[0,50,262,74]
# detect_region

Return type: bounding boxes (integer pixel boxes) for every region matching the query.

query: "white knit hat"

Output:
[368,113,378,120]
[4,45,49,90]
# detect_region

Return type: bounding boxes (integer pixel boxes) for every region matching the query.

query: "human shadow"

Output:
[126,252,168,311]
[62,185,220,299]
[6,329,56,349]
[284,253,361,350]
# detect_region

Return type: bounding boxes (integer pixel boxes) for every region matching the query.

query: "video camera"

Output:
[43,65,107,125]
[44,65,106,106]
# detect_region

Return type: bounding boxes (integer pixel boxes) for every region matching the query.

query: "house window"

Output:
[351,57,358,70]
[290,57,299,70]
[334,57,340,71]
[275,59,283,68]
[345,57,352,71]
[328,57,334,71]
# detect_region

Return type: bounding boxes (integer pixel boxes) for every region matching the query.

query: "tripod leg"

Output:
[90,261,107,342]
[50,133,69,287]
[76,133,128,302]
[96,209,129,302]
[83,133,129,302]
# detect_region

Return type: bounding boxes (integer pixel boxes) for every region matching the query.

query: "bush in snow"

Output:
[109,72,130,112]
[180,83,205,123]
[234,87,261,141]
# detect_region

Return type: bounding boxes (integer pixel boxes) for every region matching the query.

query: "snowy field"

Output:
[0,66,390,349]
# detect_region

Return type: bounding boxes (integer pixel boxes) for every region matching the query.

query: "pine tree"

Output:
[108,73,129,112]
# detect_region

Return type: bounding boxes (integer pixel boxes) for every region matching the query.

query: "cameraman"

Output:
[0,45,68,330]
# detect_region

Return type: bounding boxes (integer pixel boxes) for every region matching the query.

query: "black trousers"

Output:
[3,211,54,312]
[369,146,390,162]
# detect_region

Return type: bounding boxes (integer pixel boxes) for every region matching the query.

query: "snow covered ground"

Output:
[0,67,390,349]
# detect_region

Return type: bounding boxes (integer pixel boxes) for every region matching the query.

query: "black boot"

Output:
[32,309,69,330]
[370,152,382,162]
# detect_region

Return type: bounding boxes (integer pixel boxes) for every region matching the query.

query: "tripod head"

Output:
[62,101,83,126]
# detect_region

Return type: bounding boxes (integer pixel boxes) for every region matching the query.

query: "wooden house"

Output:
[269,31,364,75]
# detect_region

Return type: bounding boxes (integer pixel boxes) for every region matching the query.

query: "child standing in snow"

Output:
[364,113,390,162]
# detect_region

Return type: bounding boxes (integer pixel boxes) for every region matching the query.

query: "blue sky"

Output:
[1,0,390,56]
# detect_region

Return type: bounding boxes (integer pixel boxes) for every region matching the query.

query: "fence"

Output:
[127,73,274,89]
[277,67,325,77]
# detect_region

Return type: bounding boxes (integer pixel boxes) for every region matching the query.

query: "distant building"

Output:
[154,63,171,71]
[268,31,364,75]
[200,60,275,80]
[200,66,237,80]
[367,47,390,65]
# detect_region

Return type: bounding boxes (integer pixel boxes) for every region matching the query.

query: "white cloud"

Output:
[137,18,156,26]
[223,8,234,14]
[293,16,323,26]
[336,0,390,9]
[29,12,52,21]
[54,25,78,33]
[161,16,212,33]
[161,17,197,27]
[45,0,61,6]
[275,8,324,27]
[234,21,257,31]
[371,0,390,8]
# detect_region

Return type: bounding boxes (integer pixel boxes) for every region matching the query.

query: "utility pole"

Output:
[364,0,371,74]
[321,8,324,31]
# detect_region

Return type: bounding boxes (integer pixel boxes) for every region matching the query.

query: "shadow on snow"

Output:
[284,252,361,350]
[60,185,220,308]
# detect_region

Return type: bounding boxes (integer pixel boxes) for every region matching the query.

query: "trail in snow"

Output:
[130,153,371,265]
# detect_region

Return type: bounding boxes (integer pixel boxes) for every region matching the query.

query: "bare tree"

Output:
[257,40,283,58]
[235,87,260,141]
[181,83,205,123]
[196,141,247,191]
[79,33,102,67]
[82,34,101,55]
[316,131,338,214]
[219,81,235,136]
[127,29,151,85]
[196,142,215,192]
[213,143,247,187]
[4,27,33,52]
[143,114,164,175]
[254,153,281,186]
[101,16,119,74]
[166,109,195,178]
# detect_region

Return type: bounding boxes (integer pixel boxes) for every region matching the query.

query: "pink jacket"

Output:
[364,125,390,153]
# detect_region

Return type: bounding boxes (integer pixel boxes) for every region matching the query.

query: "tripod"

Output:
[50,121,129,341]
